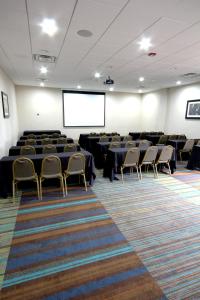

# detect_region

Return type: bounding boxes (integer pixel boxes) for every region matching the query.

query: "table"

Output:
[187,145,200,170]
[16,138,74,146]
[0,150,95,198]
[20,134,66,140]
[23,130,61,135]
[103,146,176,181]
[146,134,162,145]
[9,144,81,156]
[78,133,120,149]
[83,135,123,153]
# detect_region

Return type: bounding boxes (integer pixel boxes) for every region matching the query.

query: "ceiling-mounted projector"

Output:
[104,76,114,85]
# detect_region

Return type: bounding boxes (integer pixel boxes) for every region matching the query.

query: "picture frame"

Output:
[185,99,200,119]
[1,91,9,118]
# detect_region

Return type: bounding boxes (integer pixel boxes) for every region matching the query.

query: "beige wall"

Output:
[0,67,18,158]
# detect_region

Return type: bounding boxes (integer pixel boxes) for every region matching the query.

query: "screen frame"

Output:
[62,90,106,127]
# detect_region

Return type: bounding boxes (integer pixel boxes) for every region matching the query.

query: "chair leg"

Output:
[167,162,171,175]
[12,180,16,203]
[154,164,158,178]
[64,175,67,195]
[139,166,142,179]
[36,178,40,200]
[82,174,87,192]
[136,166,140,180]
[152,164,156,178]
[60,176,65,197]
[121,167,124,183]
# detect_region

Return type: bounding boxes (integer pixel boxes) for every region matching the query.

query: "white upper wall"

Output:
[0,67,18,158]
[165,82,200,138]
[16,86,142,140]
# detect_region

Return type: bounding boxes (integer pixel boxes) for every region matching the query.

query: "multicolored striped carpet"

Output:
[0,188,165,299]
[93,168,200,300]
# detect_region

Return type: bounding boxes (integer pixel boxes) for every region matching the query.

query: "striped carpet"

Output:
[0,188,165,299]
[93,168,200,300]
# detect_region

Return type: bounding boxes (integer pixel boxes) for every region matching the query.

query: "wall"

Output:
[164,82,200,138]
[0,67,18,158]
[16,86,142,140]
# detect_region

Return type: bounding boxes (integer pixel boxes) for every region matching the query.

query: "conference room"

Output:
[0,0,200,299]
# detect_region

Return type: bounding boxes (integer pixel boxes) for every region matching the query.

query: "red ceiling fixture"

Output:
[148,52,157,57]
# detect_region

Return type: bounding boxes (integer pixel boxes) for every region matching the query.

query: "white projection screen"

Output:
[63,91,105,127]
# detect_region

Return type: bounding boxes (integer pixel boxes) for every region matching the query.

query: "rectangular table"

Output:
[9,144,80,156]
[103,146,176,181]
[187,145,200,170]
[0,150,95,198]
[16,138,74,146]
[20,134,66,140]
[23,130,61,135]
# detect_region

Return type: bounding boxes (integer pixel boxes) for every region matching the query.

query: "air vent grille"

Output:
[33,54,56,63]
[182,72,199,78]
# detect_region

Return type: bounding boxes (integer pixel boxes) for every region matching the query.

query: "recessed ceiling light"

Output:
[77,85,81,89]
[138,89,142,93]
[176,80,181,85]
[77,29,93,37]
[138,37,152,51]
[109,87,114,91]
[40,18,58,36]
[40,82,44,87]
[94,72,101,78]
[40,66,47,74]
[139,77,144,82]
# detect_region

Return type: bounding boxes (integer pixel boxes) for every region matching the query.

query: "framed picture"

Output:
[185,99,200,119]
[1,91,9,118]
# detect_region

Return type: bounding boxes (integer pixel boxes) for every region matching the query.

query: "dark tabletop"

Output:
[23,130,61,135]
[20,134,66,140]
[16,138,74,146]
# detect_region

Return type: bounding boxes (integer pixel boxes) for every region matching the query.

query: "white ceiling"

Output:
[1,0,200,93]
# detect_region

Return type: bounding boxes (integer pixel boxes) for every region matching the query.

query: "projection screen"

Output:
[63,91,105,127]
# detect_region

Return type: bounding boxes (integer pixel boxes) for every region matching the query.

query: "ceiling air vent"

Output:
[182,72,199,78]
[33,54,56,63]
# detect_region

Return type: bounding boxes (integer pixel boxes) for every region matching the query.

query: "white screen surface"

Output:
[63,91,105,127]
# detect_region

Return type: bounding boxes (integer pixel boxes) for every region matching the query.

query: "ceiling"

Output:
[1,0,200,93]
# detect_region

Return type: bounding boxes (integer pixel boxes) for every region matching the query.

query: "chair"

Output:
[51,133,61,138]
[57,137,68,144]
[169,135,177,140]
[12,157,40,201]
[63,153,87,195]
[154,145,174,177]
[41,138,52,145]
[39,155,65,199]
[20,145,36,155]
[99,135,109,142]
[125,141,136,148]
[27,134,36,139]
[121,148,140,182]
[25,139,36,145]
[89,132,96,136]
[64,143,77,152]
[111,132,118,135]
[197,140,200,145]
[123,135,132,142]
[139,146,158,179]
[157,135,168,145]
[109,142,121,149]
[100,132,106,136]
[139,132,146,139]
[43,144,57,154]
[111,135,121,142]
[138,140,150,147]
[179,139,195,160]
[40,134,49,139]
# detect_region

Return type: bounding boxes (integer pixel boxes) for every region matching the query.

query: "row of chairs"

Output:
[20,144,77,155]
[121,145,174,182]
[24,137,69,145]
[157,134,186,144]
[12,153,87,201]
[89,132,119,136]
[179,139,200,160]
[99,135,132,142]
[26,133,62,139]
[109,140,150,149]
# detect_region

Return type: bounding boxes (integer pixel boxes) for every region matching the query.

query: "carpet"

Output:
[0,187,166,299]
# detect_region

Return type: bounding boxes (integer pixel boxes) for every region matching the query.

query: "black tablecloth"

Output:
[146,135,162,145]
[103,146,176,181]
[187,145,200,170]
[82,136,124,153]
[23,130,61,135]
[16,138,74,146]
[0,150,95,198]
[78,133,120,150]
[129,132,164,140]
[20,134,66,140]
[9,144,81,156]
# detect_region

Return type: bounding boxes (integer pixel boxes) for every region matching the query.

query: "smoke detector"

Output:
[33,54,56,63]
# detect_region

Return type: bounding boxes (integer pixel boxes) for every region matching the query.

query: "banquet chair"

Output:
[125,141,136,148]
[169,134,177,140]
[64,143,77,152]
[39,155,65,199]
[109,142,121,149]
[41,138,52,145]
[51,133,61,138]
[121,147,140,182]
[177,134,186,140]
[43,144,57,154]
[123,135,132,141]
[20,145,36,155]
[154,145,174,177]
[179,139,195,161]
[57,137,68,144]
[111,135,121,142]
[40,134,49,139]
[25,138,36,145]
[139,146,158,179]
[138,140,150,147]
[12,157,40,201]
[157,135,168,145]
[27,134,36,139]
[99,135,109,142]
[63,153,87,195]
